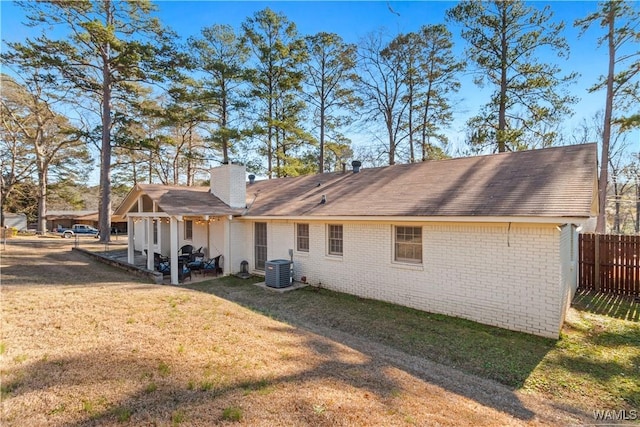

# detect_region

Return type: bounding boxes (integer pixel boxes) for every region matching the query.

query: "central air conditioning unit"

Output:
[265,259,293,288]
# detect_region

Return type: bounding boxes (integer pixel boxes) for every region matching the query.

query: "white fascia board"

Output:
[238,215,590,225]
[124,212,171,218]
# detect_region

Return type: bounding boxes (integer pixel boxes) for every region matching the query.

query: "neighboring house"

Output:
[115,144,598,338]
[46,210,100,231]
[4,213,27,231]
[46,210,127,233]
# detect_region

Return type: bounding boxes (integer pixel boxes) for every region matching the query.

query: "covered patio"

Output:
[114,184,243,285]
[103,248,223,284]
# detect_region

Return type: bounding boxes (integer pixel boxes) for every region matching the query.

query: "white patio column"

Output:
[223,216,231,276]
[127,216,134,264]
[170,217,179,285]
[146,218,154,270]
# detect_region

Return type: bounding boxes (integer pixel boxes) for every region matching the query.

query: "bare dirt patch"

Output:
[1,238,589,426]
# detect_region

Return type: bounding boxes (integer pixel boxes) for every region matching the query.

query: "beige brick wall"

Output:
[244,220,566,338]
[209,164,246,208]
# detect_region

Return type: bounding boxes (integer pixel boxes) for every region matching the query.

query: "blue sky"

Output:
[1,1,638,168]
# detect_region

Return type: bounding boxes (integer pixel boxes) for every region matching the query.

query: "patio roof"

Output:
[114,184,243,217]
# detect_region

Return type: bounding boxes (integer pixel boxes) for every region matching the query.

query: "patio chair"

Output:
[157,260,171,275]
[188,247,204,264]
[157,260,191,283]
[178,260,191,283]
[187,250,206,273]
[154,252,169,271]
[178,244,194,263]
[202,254,223,277]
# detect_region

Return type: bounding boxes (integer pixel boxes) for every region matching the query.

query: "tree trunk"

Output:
[497,6,508,153]
[186,127,193,186]
[388,112,395,166]
[132,159,137,186]
[635,177,639,233]
[267,75,274,179]
[34,125,47,234]
[0,173,5,228]
[421,76,434,161]
[172,145,179,185]
[37,167,47,234]
[98,1,113,243]
[596,5,616,233]
[221,80,229,164]
[148,149,153,184]
[318,94,325,174]
[385,100,396,166]
[408,81,415,163]
[612,177,620,233]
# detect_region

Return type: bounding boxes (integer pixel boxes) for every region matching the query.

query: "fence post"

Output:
[594,233,600,291]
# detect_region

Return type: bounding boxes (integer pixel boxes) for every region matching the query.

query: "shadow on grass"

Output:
[1,240,148,287]
[537,351,640,409]
[525,290,640,410]
[181,276,559,422]
[2,340,405,425]
[572,290,640,322]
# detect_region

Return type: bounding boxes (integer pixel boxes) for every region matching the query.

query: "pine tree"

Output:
[4,1,177,241]
[188,24,250,165]
[357,30,408,165]
[447,0,577,152]
[575,1,640,233]
[304,32,360,173]
[242,7,308,178]
[0,73,90,233]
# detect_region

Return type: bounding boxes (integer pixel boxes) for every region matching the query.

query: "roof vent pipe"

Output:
[352,160,362,173]
[248,174,256,184]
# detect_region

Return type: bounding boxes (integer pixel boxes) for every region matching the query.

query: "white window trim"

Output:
[184,219,193,241]
[296,223,310,253]
[393,225,423,265]
[327,224,343,257]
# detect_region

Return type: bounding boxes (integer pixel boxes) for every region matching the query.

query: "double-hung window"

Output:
[296,223,309,252]
[153,220,158,245]
[328,224,343,256]
[184,220,193,240]
[394,226,422,264]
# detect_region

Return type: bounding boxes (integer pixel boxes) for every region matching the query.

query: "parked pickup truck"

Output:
[57,224,100,239]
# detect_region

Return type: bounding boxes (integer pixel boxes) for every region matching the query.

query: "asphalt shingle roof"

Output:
[116,144,597,220]
[244,144,598,218]
[132,185,242,217]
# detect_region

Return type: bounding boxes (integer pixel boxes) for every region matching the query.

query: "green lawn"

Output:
[522,291,640,410]
[188,278,640,412]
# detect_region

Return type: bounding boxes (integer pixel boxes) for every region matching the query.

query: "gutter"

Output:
[236,215,592,225]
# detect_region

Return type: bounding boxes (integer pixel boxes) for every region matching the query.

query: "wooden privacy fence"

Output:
[579,234,640,296]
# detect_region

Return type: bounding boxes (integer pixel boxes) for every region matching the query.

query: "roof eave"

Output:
[237,215,593,224]
[113,184,143,216]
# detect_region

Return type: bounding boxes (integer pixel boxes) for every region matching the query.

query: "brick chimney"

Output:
[209,163,246,209]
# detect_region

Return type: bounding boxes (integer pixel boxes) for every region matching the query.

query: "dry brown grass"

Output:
[1,237,589,426]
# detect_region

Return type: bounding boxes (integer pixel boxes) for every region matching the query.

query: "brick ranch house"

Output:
[114,143,598,338]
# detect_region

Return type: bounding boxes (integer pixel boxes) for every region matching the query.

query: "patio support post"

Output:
[146,218,154,270]
[170,217,179,285]
[224,217,231,276]
[127,216,134,264]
